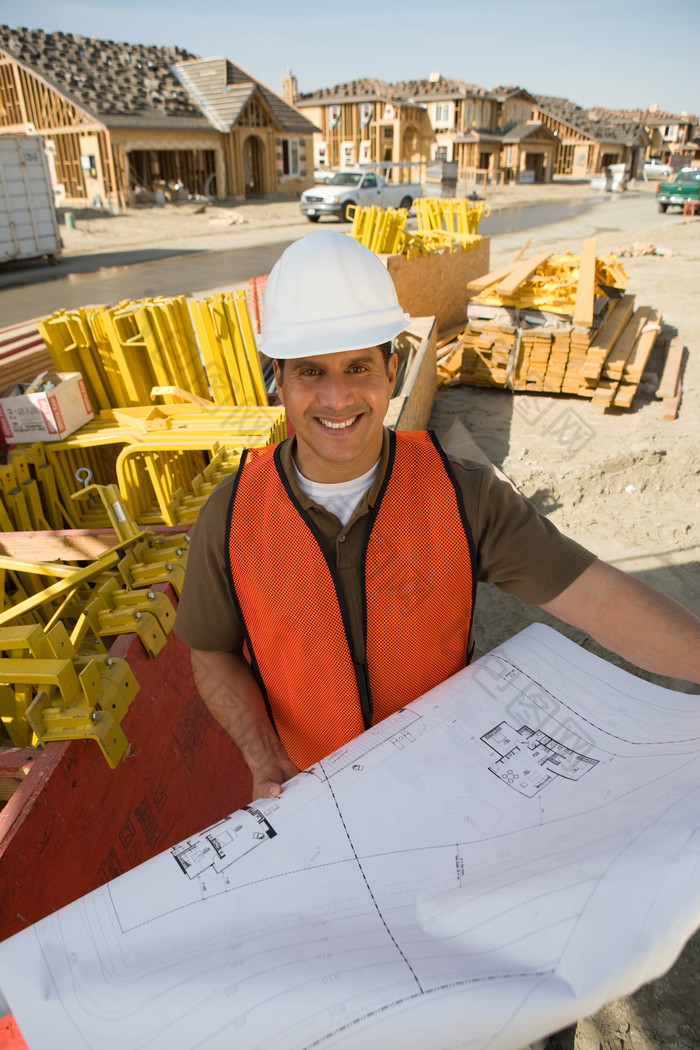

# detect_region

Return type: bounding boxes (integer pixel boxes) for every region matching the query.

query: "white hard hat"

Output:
[259,231,410,359]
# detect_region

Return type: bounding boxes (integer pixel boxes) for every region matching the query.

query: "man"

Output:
[173,230,700,803]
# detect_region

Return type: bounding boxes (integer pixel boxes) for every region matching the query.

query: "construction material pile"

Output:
[445,238,667,410]
[349,197,487,257]
[37,290,267,413]
[0,290,285,767]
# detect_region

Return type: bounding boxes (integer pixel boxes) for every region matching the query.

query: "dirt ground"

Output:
[58,179,700,1050]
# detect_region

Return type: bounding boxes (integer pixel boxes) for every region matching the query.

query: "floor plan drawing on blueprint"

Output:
[1,624,699,1050]
[482,720,599,797]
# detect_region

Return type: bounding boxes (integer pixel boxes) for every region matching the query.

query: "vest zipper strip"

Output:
[359,428,398,727]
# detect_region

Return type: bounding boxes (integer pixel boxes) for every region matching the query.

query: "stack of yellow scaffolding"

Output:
[411,197,488,254]
[1,404,285,532]
[348,197,487,258]
[37,290,267,411]
[348,205,409,254]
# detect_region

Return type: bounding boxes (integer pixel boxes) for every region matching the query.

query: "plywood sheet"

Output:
[383,238,490,334]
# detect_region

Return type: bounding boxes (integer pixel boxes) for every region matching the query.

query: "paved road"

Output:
[0,239,301,328]
[0,192,669,328]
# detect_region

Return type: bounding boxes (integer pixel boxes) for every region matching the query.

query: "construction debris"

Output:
[613,242,673,258]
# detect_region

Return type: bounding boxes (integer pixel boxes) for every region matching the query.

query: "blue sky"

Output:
[3,0,699,118]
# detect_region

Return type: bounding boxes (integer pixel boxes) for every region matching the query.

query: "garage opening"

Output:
[128,149,217,200]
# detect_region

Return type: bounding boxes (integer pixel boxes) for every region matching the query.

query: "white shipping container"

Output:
[0,134,62,263]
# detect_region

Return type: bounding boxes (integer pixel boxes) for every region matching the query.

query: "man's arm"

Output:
[540,559,700,686]
[190,648,300,800]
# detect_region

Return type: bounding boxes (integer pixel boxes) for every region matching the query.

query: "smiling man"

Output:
[271,346,397,483]
[173,231,700,804]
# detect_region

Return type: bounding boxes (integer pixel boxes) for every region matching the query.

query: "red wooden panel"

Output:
[0,588,252,942]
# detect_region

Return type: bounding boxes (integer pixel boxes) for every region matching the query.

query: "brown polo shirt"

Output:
[173,430,595,661]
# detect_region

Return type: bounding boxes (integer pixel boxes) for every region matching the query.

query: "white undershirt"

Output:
[293,459,380,526]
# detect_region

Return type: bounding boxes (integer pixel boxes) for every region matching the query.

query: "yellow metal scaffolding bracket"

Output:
[0,621,139,765]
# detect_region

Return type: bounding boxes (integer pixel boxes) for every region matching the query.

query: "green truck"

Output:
[655,167,700,212]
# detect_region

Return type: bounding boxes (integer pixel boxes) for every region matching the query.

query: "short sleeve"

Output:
[449,458,597,604]
[172,473,245,651]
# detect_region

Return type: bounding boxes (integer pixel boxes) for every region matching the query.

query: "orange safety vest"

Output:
[227,430,475,770]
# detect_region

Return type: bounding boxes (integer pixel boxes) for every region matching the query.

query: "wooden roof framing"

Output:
[0,54,104,136]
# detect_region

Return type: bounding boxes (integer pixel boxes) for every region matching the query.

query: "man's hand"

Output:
[190,648,300,801]
[250,754,300,803]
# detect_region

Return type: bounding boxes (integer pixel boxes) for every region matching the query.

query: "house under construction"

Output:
[0,25,318,207]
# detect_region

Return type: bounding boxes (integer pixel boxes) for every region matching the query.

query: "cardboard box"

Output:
[0,372,93,443]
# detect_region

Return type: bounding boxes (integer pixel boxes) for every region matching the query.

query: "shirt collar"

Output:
[278,431,391,512]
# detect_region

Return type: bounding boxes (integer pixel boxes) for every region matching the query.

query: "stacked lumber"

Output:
[458,241,667,410]
[0,319,53,393]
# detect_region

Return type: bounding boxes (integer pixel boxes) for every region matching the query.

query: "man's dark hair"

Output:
[274,340,394,377]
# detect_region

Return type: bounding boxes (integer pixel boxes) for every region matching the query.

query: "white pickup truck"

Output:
[300,170,423,223]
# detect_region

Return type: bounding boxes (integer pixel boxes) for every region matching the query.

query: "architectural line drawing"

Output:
[1,624,699,1050]
[483,720,599,797]
[172,806,277,880]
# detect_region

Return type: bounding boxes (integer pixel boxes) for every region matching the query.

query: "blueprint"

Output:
[1,623,700,1050]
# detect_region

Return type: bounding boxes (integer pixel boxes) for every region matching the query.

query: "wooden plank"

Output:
[511,237,532,263]
[493,251,552,297]
[582,295,636,381]
[612,383,638,409]
[602,307,651,380]
[572,237,597,328]
[589,379,619,408]
[656,336,684,399]
[662,373,682,420]
[466,260,519,292]
[623,309,662,381]
[0,526,187,563]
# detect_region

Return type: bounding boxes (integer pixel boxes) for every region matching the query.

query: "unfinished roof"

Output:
[455,128,504,143]
[501,121,556,143]
[394,77,491,101]
[589,106,698,125]
[0,24,210,130]
[295,78,406,105]
[533,95,648,146]
[490,85,536,103]
[173,58,318,134]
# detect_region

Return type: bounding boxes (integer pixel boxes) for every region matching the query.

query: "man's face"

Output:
[273,347,397,483]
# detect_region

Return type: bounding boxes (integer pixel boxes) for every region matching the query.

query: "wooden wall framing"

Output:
[0,52,314,205]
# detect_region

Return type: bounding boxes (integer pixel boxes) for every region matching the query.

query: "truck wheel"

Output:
[307,214,320,222]
[340,200,355,223]
[399,196,412,210]
[657,202,668,213]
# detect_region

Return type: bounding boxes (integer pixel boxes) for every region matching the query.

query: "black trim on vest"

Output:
[358,428,398,728]
[270,443,370,730]
[224,447,278,731]
[427,429,478,663]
